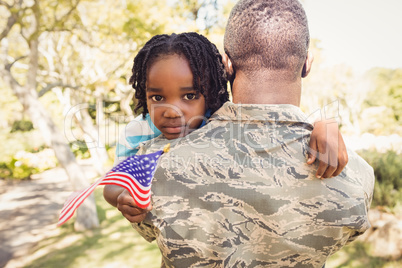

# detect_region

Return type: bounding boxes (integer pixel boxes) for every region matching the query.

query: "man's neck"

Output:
[231,70,302,106]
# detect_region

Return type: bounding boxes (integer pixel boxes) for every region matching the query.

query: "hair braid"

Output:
[129,32,229,118]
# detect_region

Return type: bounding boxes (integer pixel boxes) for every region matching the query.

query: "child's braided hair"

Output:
[129,32,229,117]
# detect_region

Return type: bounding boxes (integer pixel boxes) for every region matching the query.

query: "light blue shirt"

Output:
[114,110,211,164]
[114,114,161,164]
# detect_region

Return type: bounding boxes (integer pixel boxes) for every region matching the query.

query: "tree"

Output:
[0,0,185,230]
[364,68,402,128]
[0,0,100,230]
[171,0,220,33]
[0,0,234,230]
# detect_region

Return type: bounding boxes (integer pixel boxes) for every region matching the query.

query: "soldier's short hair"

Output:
[224,0,310,77]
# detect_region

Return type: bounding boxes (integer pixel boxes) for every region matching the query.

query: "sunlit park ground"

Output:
[5,188,401,268]
[3,187,162,268]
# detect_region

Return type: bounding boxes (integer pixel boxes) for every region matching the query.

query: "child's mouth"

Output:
[163,125,184,135]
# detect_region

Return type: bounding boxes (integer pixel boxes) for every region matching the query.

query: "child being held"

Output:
[114,32,346,179]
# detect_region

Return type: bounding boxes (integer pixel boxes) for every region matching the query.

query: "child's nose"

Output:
[163,104,182,118]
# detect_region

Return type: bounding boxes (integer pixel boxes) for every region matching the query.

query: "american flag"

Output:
[57,147,168,227]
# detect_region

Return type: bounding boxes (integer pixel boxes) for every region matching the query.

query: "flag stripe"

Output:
[99,177,150,201]
[99,179,150,202]
[60,177,103,215]
[57,149,164,227]
[58,178,103,226]
[99,181,151,208]
[105,172,152,191]
[102,173,151,196]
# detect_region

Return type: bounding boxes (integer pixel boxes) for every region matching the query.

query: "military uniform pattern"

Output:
[133,102,375,268]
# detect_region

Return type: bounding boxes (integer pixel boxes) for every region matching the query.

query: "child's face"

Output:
[146,54,206,140]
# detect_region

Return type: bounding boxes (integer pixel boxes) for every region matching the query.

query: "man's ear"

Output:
[301,51,314,78]
[222,53,234,81]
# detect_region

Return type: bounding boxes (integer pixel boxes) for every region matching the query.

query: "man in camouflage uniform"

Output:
[104,0,375,267]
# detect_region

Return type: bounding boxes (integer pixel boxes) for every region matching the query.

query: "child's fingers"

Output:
[117,189,135,206]
[120,206,149,223]
[145,204,153,212]
[115,189,153,223]
[307,135,318,165]
[323,132,348,178]
[322,141,339,178]
[315,158,327,179]
[307,150,317,165]
[332,166,343,177]
[332,150,348,177]
[322,162,337,178]
[307,133,329,178]
[333,134,349,177]
[314,138,329,178]
[117,200,150,223]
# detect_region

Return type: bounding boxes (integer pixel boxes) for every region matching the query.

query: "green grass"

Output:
[23,189,161,268]
[327,241,402,268]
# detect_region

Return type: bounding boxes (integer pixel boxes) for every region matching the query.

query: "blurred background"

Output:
[0,0,401,267]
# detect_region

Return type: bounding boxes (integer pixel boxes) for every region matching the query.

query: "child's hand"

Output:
[116,189,153,223]
[307,119,348,179]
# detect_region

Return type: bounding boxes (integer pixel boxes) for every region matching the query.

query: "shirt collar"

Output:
[210,102,313,127]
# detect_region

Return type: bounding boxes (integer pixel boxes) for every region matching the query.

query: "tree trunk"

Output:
[0,7,99,229]
[55,88,110,176]
[4,72,100,230]
[75,107,109,175]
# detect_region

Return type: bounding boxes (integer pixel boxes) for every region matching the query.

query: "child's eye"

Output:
[184,93,196,100]
[151,95,164,102]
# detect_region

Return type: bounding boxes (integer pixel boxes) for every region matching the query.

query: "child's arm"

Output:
[104,114,160,222]
[307,119,348,179]
[103,185,152,223]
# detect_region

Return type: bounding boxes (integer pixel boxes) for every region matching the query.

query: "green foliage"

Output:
[69,141,91,159]
[327,241,402,268]
[0,157,38,180]
[171,0,221,32]
[123,1,166,41]
[358,149,402,208]
[0,149,58,180]
[363,68,402,134]
[0,86,22,127]
[1,158,34,180]
[0,124,56,181]
[86,102,121,120]
[365,68,402,121]
[0,129,45,163]
[10,119,34,133]
[0,162,12,179]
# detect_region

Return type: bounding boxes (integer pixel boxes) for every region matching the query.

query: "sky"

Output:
[303,0,402,73]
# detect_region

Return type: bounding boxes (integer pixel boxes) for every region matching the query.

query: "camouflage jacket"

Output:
[133,102,375,268]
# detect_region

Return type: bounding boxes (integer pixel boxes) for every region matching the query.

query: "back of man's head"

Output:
[224,0,310,79]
